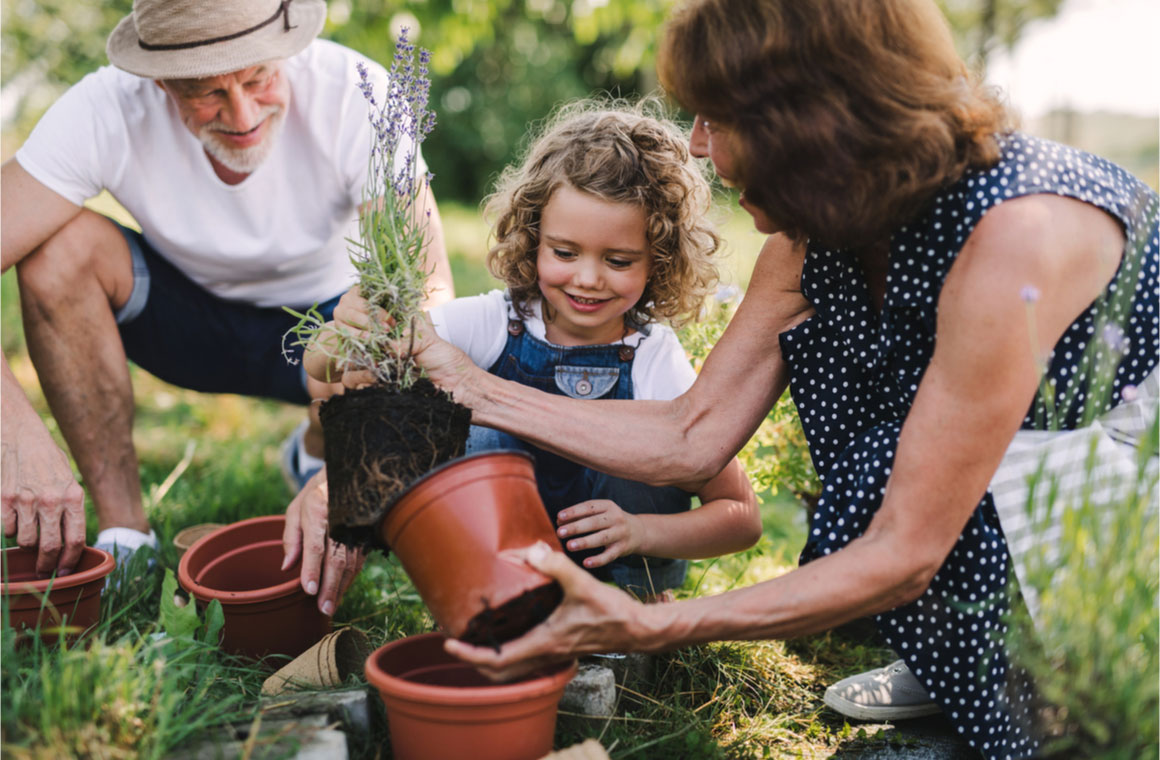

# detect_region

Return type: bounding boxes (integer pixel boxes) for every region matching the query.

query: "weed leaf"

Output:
[160,569,200,640]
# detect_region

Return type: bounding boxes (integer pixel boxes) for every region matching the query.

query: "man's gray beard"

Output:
[198,105,285,175]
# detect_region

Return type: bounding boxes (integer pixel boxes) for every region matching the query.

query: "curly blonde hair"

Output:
[483,99,720,328]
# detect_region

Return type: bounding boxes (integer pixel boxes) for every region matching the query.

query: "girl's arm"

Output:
[556,456,761,566]
[415,234,816,490]
[446,194,1126,679]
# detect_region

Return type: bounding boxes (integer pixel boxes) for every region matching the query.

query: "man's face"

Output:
[159,62,290,176]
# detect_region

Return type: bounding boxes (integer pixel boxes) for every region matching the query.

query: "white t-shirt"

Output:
[428,289,698,400]
[15,39,422,308]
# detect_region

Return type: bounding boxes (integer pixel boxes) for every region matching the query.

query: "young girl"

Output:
[308,102,761,599]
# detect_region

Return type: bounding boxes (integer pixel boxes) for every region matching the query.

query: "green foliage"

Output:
[937,0,1066,65]
[1005,418,1159,758]
[677,295,821,504]
[325,0,673,204]
[158,570,224,648]
[0,620,251,760]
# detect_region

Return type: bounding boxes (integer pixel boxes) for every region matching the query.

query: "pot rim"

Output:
[1,545,116,595]
[365,632,577,706]
[394,449,535,504]
[178,515,301,604]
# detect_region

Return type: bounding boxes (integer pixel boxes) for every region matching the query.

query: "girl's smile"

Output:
[536,185,651,346]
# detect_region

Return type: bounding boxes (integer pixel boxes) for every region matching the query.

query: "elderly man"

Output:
[0,0,453,601]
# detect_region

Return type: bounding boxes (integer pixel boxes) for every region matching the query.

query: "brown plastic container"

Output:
[178,515,330,660]
[379,450,565,647]
[1,545,115,642]
[365,632,577,760]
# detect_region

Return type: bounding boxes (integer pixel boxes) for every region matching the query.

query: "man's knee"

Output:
[16,210,132,309]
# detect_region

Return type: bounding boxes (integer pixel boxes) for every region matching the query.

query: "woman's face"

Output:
[689,116,779,234]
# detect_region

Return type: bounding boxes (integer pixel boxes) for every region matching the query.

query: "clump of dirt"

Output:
[457,581,564,651]
[320,379,470,549]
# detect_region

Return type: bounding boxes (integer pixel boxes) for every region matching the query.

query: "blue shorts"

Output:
[113,222,342,405]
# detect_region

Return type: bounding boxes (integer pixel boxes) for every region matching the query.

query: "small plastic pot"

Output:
[379,450,565,647]
[365,632,577,760]
[178,515,330,660]
[173,523,224,558]
[1,545,115,642]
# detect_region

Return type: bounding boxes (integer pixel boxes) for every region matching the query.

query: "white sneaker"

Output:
[823,660,941,721]
[279,420,323,493]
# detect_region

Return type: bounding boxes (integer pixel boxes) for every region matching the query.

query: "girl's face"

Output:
[689,115,779,235]
[536,185,651,346]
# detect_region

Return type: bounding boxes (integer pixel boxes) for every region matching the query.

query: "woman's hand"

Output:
[443,542,655,681]
[555,500,643,568]
[282,467,365,616]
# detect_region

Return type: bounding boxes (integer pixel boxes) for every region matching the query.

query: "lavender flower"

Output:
[288,30,439,390]
[1121,384,1139,402]
[1100,323,1130,353]
[1020,285,1041,304]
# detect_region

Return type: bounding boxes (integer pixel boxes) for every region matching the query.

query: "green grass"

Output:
[0,202,907,759]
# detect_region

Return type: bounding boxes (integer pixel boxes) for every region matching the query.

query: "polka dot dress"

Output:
[782,133,1159,759]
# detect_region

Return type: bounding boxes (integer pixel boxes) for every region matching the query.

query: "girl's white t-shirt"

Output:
[428,289,698,400]
[15,39,422,308]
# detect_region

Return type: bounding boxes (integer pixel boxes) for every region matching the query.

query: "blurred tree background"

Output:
[1,0,1069,205]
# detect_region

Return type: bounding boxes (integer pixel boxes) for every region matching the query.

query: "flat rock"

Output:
[167,716,347,760]
[559,664,617,717]
[259,687,371,734]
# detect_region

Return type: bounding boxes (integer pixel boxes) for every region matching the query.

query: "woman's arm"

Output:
[555,456,762,566]
[418,234,814,489]
[447,194,1125,679]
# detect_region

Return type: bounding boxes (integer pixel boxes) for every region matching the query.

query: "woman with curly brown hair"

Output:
[306,100,761,599]
[405,0,1159,756]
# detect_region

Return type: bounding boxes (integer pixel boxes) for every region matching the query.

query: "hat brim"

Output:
[106,0,326,80]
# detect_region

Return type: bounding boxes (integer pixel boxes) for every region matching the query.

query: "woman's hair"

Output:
[484,99,720,327]
[657,0,1011,249]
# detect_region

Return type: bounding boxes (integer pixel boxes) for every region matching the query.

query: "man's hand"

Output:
[1,399,86,576]
[443,542,653,681]
[555,500,644,569]
[282,467,365,616]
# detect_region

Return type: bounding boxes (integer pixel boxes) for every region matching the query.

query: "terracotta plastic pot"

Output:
[178,515,330,660]
[1,545,115,642]
[366,632,577,760]
[379,450,565,647]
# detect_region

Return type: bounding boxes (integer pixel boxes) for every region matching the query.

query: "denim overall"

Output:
[466,304,692,597]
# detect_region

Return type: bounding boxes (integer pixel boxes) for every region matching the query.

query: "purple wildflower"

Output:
[1121,384,1139,402]
[1101,323,1129,353]
[1020,285,1040,304]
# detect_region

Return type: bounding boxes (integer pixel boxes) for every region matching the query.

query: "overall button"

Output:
[507,320,524,336]
[618,346,635,362]
[555,365,619,399]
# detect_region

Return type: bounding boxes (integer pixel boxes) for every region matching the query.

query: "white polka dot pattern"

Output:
[782,132,1159,759]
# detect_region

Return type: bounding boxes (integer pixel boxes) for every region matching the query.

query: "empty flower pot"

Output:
[365,632,578,760]
[1,545,115,642]
[173,523,224,558]
[379,450,565,647]
[178,515,330,660]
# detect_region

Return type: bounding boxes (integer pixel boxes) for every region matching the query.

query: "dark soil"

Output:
[320,379,470,549]
[458,580,564,650]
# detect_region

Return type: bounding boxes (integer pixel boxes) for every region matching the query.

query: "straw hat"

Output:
[107,0,326,80]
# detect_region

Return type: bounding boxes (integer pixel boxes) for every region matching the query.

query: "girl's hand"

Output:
[555,500,644,568]
[443,542,655,681]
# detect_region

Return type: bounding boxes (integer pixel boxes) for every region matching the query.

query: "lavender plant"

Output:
[286,30,436,390]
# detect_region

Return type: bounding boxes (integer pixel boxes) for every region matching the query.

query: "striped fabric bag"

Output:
[989,367,1159,622]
